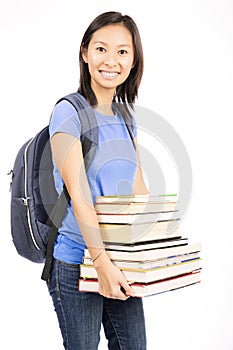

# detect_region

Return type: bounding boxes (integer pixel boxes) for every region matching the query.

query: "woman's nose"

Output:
[103,52,117,67]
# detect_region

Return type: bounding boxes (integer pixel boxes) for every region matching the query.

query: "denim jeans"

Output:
[47,259,147,350]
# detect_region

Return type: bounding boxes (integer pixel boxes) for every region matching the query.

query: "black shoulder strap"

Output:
[57,93,99,172]
[41,93,98,282]
[41,185,70,281]
[112,102,136,150]
[124,121,136,149]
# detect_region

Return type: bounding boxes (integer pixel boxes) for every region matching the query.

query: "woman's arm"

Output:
[50,132,135,300]
[133,137,149,195]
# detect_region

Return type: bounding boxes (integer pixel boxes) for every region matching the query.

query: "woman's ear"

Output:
[131,59,135,69]
[81,45,88,63]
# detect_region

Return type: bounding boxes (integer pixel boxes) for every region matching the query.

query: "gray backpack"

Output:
[9,93,99,281]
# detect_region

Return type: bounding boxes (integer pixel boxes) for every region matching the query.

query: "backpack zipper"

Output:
[24,138,41,250]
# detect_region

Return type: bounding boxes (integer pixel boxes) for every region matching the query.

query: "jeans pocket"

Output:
[55,260,81,299]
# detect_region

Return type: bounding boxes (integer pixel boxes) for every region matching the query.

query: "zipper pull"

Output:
[21,197,30,206]
[7,170,13,192]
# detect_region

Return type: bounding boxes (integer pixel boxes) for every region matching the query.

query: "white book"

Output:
[99,219,180,243]
[101,237,188,252]
[79,271,201,297]
[84,241,202,262]
[97,211,179,224]
[80,259,201,283]
[95,194,178,204]
[82,252,200,270]
[95,201,177,215]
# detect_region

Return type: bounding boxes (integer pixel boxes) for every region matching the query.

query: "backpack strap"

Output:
[112,102,136,150]
[41,185,70,281]
[124,121,136,149]
[56,92,99,172]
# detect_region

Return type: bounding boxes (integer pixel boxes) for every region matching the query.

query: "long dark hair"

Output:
[78,11,144,108]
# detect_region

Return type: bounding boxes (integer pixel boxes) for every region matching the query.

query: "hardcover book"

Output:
[82,251,200,270]
[99,219,180,243]
[83,241,202,262]
[80,258,201,283]
[103,237,188,252]
[79,271,201,297]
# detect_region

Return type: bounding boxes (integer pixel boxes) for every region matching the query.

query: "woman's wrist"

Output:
[93,249,111,268]
[91,247,105,262]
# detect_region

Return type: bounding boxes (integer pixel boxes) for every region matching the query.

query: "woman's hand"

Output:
[93,250,135,300]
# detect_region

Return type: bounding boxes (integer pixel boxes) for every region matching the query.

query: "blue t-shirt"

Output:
[49,99,137,263]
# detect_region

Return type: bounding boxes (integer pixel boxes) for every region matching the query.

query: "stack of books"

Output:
[78,194,201,297]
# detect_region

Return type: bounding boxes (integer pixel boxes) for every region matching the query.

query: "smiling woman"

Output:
[47,11,148,350]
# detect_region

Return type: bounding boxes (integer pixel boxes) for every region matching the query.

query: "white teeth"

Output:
[101,71,118,77]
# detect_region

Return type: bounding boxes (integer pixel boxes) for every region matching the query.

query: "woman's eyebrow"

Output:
[93,41,132,48]
[93,41,107,45]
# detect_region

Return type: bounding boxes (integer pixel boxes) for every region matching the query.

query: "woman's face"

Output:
[82,24,134,100]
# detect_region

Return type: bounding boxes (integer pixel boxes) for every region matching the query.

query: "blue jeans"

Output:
[47,259,147,350]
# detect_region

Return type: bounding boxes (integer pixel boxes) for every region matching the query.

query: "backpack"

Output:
[9,92,135,281]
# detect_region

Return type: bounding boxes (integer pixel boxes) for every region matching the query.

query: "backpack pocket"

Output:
[11,197,46,263]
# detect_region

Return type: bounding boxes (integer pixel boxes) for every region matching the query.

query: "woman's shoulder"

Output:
[51,99,78,122]
[49,99,81,138]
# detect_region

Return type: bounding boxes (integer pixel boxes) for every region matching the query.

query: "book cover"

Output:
[99,219,180,243]
[80,258,201,283]
[82,251,200,270]
[103,237,188,252]
[78,270,201,297]
[83,241,202,262]
[97,210,179,224]
[95,194,178,204]
[95,200,177,215]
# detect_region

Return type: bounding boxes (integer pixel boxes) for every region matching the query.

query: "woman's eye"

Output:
[97,47,106,52]
[119,49,127,55]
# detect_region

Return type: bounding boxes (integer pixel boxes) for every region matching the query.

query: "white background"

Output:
[1,1,233,349]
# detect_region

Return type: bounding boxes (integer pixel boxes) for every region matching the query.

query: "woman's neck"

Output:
[94,104,114,116]
[92,87,115,116]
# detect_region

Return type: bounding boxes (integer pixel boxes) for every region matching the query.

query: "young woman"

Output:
[48,11,148,350]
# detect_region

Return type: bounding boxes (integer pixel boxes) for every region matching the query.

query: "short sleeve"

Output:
[49,100,81,139]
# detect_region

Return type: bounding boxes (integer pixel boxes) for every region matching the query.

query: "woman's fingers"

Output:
[120,279,135,297]
[98,276,135,300]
